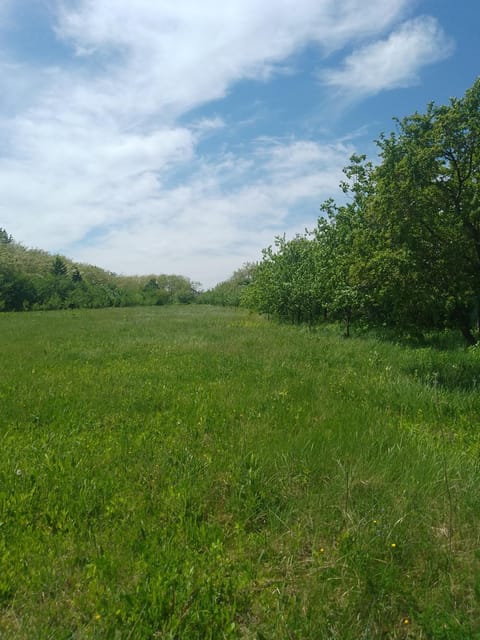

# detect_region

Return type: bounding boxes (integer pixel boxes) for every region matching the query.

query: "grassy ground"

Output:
[1,305,480,639]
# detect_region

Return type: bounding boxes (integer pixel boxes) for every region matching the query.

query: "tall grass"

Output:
[1,306,479,638]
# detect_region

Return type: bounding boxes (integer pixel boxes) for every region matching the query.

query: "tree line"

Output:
[237,79,480,345]
[0,231,198,311]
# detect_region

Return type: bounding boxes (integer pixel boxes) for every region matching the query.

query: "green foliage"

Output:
[0,228,13,244]
[0,264,36,310]
[0,230,198,312]
[51,255,68,277]
[117,274,199,306]
[244,236,325,325]
[1,306,480,637]
[141,277,170,306]
[198,264,256,307]
[367,80,480,343]
[246,79,480,344]
[71,266,82,282]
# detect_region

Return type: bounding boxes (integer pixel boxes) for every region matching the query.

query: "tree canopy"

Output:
[244,78,480,344]
[0,233,199,312]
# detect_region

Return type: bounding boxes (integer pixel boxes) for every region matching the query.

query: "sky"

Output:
[0,1,478,288]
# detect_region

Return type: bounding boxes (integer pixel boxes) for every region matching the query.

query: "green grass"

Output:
[1,306,480,639]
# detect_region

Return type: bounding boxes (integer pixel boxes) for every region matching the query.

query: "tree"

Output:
[244,234,324,324]
[198,264,257,307]
[244,80,480,343]
[51,256,68,277]
[370,78,480,343]
[315,155,375,335]
[0,228,13,244]
[71,267,83,282]
[0,265,37,310]
[142,278,170,305]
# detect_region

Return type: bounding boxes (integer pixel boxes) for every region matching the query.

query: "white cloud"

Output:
[321,16,454,97]
[0,119,195,245]
[65,138,353,287]
[191,117,226,133]
[52,0,412,119]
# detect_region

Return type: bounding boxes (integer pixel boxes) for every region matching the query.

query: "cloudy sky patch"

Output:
[321,16,454,98]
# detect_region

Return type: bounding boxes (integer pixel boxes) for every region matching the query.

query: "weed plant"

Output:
[1,307,480,638]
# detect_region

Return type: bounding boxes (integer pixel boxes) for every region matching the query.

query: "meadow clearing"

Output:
[1,305,480,638]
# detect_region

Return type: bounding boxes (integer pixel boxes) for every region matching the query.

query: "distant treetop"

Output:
[0,228,13,244]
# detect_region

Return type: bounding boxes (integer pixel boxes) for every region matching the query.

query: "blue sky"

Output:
[0,0,478,287]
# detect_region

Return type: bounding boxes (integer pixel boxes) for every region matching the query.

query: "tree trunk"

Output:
[345,309,351,338]
[459,323,477,346]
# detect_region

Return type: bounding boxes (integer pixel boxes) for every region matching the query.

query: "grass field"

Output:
[1,305,480,639]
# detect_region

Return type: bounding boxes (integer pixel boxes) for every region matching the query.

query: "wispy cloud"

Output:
[53,0,412,119]
[321,16,454,98]
[67,138,354,287]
